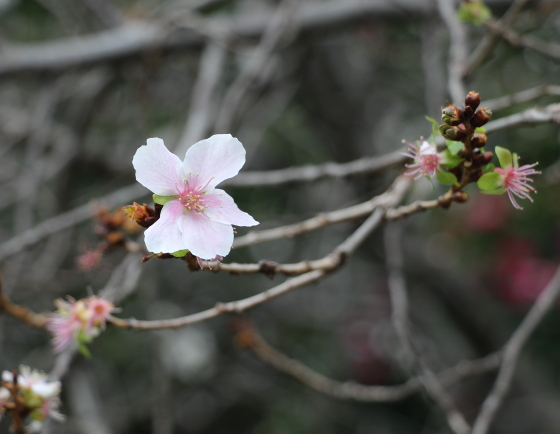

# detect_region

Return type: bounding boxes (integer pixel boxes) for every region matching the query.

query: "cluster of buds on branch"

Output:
[46,296,115,356]
[403,91,540,210]
[0,367,63,433]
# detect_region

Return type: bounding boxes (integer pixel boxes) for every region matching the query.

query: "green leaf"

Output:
[446,140,463,155]
[436,170,460,186]
[425,116,440,137]
[495,146,512,168]
[481,188,507,195]
[171,249,189,258]
[475,126,486,133]
[458,0,492,26]
[477,172,502,190]
[153,194,179,205]
[483,163,495,173]
[441,148,464,168]
[79,343,92,359]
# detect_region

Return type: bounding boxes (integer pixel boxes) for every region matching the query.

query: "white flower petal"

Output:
[133,138,185,196]
[182,134,246,191]
[144,201,188,253]
[204,189,258,227]
[178,213,233,260]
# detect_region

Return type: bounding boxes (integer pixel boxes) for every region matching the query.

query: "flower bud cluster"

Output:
[402,91,540,210]
[0,366,63,432]
[47,296,115,355]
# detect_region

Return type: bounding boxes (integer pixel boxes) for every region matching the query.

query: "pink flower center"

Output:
[420,154,439,173]
[177,176,214,214]
[497,167,517,189]
[179,189,207,213]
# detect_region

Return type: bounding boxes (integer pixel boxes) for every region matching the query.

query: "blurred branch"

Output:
[485,84,560,111]
[483,18,560,61]
[385,224,470,434]
[437,0,467,104]
[175,42,228,155]
[0,0,515,75]
[463,0,534,78]
[0,273,48,328]
[239,321,501,402]
[484,103,560,133]
[214,0,299,133]
[471,264,560,434]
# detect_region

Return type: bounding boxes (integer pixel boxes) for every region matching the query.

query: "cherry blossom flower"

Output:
[132,135,258,260]
[402,140,440,179]
[1,366,63,428]
[47,297,115,353]
[477,146,540,210]
[495,162,540,210]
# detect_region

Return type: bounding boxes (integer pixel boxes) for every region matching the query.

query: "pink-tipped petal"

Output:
[204,189,258,227]
[182,134,246,191]
[133,138,184,196]
[144,201,187,253]
[178,212,234,260]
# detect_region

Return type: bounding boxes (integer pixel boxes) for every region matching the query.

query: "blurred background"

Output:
[1,0,560,433]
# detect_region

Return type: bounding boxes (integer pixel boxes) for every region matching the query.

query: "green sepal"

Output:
[441,148,464,168]
[483,163,495,173]
[171,249,189,258]
[495,146,512,168]
[475,126,486,133]
[480,188,507,195]
[153,194,179,205]
[436,170,460,187]
[477,172,502,190]
[425,116,440,137]
[78,343,92,358]
[513,153,519,169]
[445,140,463,155]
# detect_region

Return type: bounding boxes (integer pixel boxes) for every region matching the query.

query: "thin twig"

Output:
[485,84,560,111]
[107,185,408,331]
[242,322,501,402]
[385,224,471,434]
[437,0,467,104]
[484,18,560,62]
[463,0,534,78]
[471,264,560,434]
[233,175,410,249]
[0,273,48,328]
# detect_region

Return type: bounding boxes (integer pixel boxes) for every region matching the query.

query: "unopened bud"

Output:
[442,105,462,126]
[463,105,474,119]
[471,107,492,127]
[452,191,469,203]
[471,133,487,148]
[465,91,481,110]
[439,124,466,141]
[481,151,493,165]
[123,202,157,228]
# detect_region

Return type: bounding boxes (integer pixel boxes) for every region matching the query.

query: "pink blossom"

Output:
[47,297,114,353]
[1,366,63,425]
[132,135,258,259]
[402,140,440,179]
[494,162,540,210]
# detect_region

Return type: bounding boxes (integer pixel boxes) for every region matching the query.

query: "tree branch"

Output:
[471,264,560,434]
